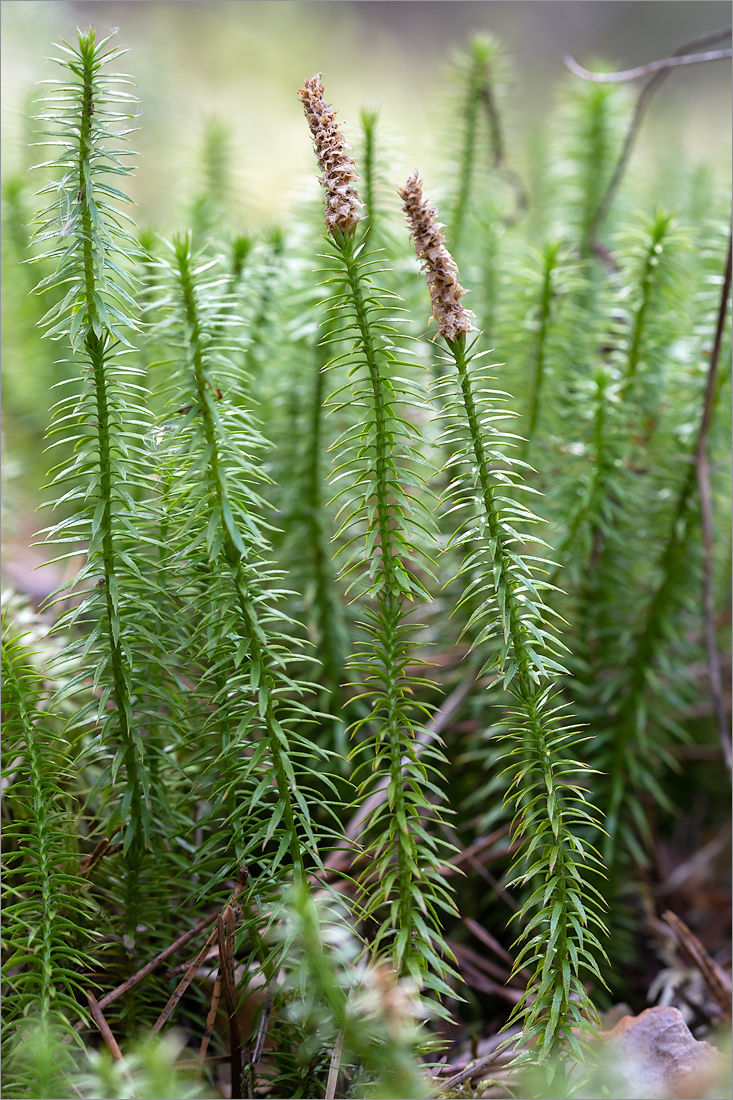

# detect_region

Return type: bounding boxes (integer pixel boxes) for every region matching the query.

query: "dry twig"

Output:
[79,835,114,876]
[218,909,243,1100]
[195,964,222,1078]
[251,984,274,1066]
[581,25,732,256]
[325,1027,345,1100]
[86,990,125,1062]
[563,47,731,83]
[695,235,732,775]
[442,1046,515,1089]
[152,869,248,1036]
[86,990,135,1093]
[662,910,732,1021]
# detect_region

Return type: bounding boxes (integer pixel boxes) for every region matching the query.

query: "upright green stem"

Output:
[175,244,306,883]
[620,241,656,403]
[450,36,511,251]
[75,37,146,851]
[2,655,57,1023]
[603,465,696,860]
[243,232,284,400]
[305,328,348,722]
[444,334,601,1061]
[451,335,534,700]
[522,245,558,462]
[548,365,613,593]
[604,238,731,853]
[450,60,483,254]
[360,108,379,239]
[337,233,415,961]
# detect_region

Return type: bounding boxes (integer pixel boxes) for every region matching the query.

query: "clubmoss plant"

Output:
[553,75,631,255]
[400,171,608,1069]
[240,227,286,405]
[299,74,456,999]
[30,28,163,861]
[1,624,93,1048]
[23,32,206,1028]
[149,233,333,894]
[1,176,65,449]
[448,34,510,254]
[565,211,694,859]
[614,208,689,413]
[587,223,729,871]
[504,240,585,464]
[2,22,730,1098]
[275,304,353,755]
[1,1019,80,1100]
[189,118,237,244]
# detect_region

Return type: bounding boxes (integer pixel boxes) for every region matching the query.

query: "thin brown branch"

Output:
[657,825,731,897]
[442,1044,517,1089]
[453,958,505,997]
[662,910,732,1020]
[79,835,113,876]
[152,871,249,1036]
[251,983,274,1065]
[74,914,213,1033]
[325,1027,345,1100]
[475,61,530,225]
[438,821,519,909]
[666,24,732,49]
[196,967,223,1078]
[463,916,519,970]
[218,910,243,1100]
[695,234,733,775]
[587,73,662,257]
[152,926,221,1035]
[166,949,219,978]
[563,48,731,83]
[104,914,211,1011]
[445,824,512,872]
[587,25,733,253]
[86,990,132,1088]
[447,940,522,1003]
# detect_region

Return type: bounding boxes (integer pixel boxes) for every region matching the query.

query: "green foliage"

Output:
[148,232,334,892]
[319,228,457,999]
[280,884,431,1099]
[550,74,632,251]
[446,34,512,254]
[1,1020,80,1100]
[433,334,607,1064]
[75,1033,207,1099]
[1,624,93,1047]
[2,21,730,1100]
[31,28,157,858]
[4,1023,206,1100]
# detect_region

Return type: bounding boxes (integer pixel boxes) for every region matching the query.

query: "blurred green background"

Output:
[2,1,730,230]
[1,0,730,594]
